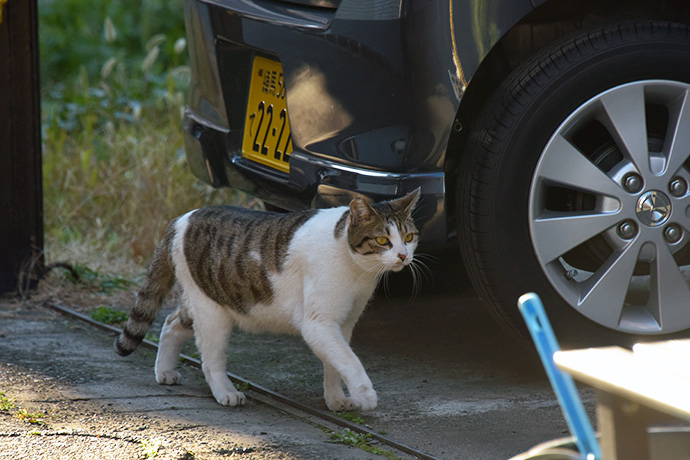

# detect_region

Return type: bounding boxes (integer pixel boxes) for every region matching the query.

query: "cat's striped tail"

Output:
[114,220,177,356]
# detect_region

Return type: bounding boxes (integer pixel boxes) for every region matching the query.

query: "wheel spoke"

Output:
[663,89,690,177]
[537,134,624,198]
[576,239,641,328]
[532,211,621,264]
[649,242,690,328]
[599,84,650,175]
[676,195,690,234]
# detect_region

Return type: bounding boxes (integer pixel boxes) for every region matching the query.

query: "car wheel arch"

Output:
[444,0,690,235]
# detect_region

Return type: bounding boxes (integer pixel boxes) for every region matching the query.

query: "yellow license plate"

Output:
[241,56,293,173]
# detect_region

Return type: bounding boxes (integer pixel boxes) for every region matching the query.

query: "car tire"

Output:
[457,21,690,346]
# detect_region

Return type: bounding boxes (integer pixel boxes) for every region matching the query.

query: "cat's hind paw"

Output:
[213,390,246,407]
[156,370,182,385]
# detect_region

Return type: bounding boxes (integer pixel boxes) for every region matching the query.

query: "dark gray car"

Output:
[182,0,690,344]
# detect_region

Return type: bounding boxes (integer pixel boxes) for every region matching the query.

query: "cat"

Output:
[115,188,420,411]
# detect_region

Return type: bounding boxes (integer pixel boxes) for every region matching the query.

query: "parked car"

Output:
[182,0,690,344]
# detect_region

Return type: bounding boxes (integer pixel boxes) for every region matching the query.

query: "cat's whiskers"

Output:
[343,255,381,280]
[372,256,426,301]
[341,256,387,290]
[410,254,433,282]
[405,254,433,302]
[380,269,398,299]
[361,261,388,284]
[407,259,424,302]
[414,252,438,265]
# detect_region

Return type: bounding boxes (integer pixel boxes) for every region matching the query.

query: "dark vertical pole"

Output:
[0,0,44,294]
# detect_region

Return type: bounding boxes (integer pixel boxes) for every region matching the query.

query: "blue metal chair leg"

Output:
[518,293,602,460]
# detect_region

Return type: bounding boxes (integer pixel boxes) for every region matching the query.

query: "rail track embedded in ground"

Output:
[46,302,443,460]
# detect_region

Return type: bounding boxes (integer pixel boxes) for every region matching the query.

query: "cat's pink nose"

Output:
[398,253,407,261]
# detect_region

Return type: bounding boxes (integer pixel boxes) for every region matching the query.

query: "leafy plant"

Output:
[235,381,251,393]
[329,428,401,459]
[40,0,191,138]
[0,392,15,412]
[65,264,133,293]
[39,0,187,85]
[141,438,163,458]
[91,306,129,324]
[329,428,371,447]
[337,411,364,424]
[15,409,45,425]
[1,392,47,426]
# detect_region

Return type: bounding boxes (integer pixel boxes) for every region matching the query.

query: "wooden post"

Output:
[0,0,44,294]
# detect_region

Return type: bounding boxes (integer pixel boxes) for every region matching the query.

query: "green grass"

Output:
[336,411,364,424]
[91,306,129,324]
[39,0,250,276]
[146,332,161,344]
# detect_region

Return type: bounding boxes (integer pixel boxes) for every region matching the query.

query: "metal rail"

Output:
[46,302,443,460]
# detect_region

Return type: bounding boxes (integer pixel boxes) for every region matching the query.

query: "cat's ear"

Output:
[349,197,377,225]
[390,187,421,215]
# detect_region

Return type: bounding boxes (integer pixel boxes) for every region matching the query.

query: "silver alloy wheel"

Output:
[529,80,690,334]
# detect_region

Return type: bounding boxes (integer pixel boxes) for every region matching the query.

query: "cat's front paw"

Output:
[156,370,182,385]
[351,388,378,411]
[213,390,246,407]
[325,395,358,412]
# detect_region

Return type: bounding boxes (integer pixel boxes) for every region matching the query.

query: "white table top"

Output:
[554,340,690,421]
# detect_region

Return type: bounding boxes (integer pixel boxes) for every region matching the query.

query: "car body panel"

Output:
[183,0,534,247]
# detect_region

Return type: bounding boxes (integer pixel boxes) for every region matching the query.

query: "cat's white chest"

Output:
[239,207,372,332]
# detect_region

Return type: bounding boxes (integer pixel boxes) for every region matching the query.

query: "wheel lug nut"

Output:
[618,220,637,239]
[623,173,643,193]
[669,177,688,197]
[664,224,682,244]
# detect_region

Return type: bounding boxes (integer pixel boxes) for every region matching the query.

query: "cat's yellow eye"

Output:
[375,236,389,246]
[404,233,415,243]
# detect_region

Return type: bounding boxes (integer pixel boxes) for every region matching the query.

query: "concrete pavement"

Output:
[0,286,592,459]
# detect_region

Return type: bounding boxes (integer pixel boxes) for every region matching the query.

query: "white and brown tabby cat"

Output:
[115,189,420,411]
